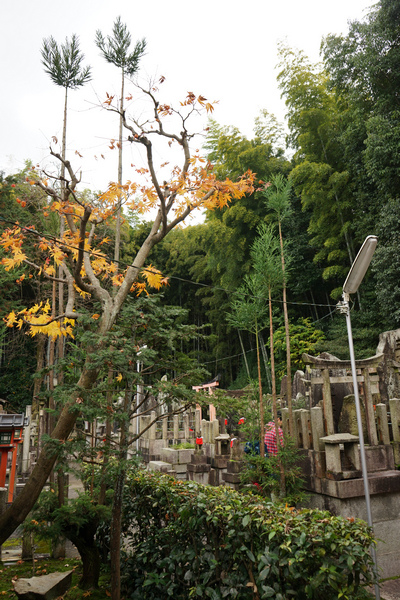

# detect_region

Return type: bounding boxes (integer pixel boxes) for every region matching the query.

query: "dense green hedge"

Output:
[121,470,375,599]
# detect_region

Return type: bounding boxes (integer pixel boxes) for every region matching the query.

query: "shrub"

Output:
[121,470,375,599]
[240,437,308,506]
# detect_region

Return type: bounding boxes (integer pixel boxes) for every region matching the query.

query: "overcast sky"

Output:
[1,0,374,194]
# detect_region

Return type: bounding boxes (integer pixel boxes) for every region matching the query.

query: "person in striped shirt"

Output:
[264,412,284,456]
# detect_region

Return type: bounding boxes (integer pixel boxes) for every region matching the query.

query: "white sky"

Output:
[1,0,373,195]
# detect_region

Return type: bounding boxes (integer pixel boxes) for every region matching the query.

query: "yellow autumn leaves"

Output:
[4,301,75,340]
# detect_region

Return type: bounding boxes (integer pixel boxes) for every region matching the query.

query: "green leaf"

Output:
[262,585,275,597]
[242,514,251,527]
[246,549,255,562]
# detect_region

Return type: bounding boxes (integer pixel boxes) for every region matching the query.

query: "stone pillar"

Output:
[322,368,334,435]
[390,398,400,442]
[363,368,378,446]
[162,418,168,442]
[376,403,390,445]
[195,409,201,436]
[149,411,157,440]
[281,407,289,438]
[389,398,400,464]
[140,415,151,438]
[300,409,311,450]
[311,406,325,451]
[293,409,303,447]
[211,419,219,443]
[183,414,190,439]
[173,415,180,442]
[201,419,207,442]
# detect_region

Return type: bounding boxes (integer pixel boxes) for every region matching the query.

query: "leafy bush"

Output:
[121,470,375,599]
[240,437,308,506]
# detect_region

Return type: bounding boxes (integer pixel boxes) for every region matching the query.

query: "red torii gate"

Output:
[0,414,29,503]
[192,380,219,422]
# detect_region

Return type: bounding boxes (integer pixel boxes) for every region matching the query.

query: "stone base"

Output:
[148,461,172,474]
[211,456,229,469]
[305,490,400,579]
[314,470,400,499]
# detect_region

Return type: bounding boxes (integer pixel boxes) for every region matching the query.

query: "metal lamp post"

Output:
[337,235,380,600]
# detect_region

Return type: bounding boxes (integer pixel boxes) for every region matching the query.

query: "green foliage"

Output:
[26,488,111,544]
[173,442,195,449]
[41,34,91,89]
[0,169,49,410]
[372,199,400,328]
[240,437,308,506]
[121,470,375,599]
[273,318,325,377]
[95,16,146,75]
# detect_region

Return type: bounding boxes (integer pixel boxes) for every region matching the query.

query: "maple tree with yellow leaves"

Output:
[0,80,255,546]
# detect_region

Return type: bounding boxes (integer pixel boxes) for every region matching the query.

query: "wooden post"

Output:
[0,487,6,560]
[8,443,19,503]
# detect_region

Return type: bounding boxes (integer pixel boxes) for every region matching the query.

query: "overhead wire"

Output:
[0,213,338,317]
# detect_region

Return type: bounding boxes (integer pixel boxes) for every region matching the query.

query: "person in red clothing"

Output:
[264,412,284,456]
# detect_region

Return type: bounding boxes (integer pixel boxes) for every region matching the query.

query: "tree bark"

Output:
[0,364,99,545]
[269,286,285,495]
[278,221,293,436]
[110,388,129,600]
[65,521,101,589]
[256,321,264,458]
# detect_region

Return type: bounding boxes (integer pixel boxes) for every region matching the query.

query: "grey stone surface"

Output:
[13,570,73,599]
[161,448,193,464]
[378,577,400,600]
[148,460,171,473]
[305,491,400,579]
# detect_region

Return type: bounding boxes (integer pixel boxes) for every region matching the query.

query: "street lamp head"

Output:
[343,235,378,296]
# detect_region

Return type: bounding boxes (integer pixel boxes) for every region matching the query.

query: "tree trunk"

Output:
[256,321,264,458]
[114,69,125,264]
[110,388,129,600]
[278,221,293,436]
[0,364,99,545]
[259,332,272,394]
[269,286,285,495]
[99,365,114,505]
[66,522,101,589]
[32,334,46,414]
[237,329,251,382]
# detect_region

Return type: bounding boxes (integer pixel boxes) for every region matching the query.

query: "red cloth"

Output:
[264,421,283,456]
